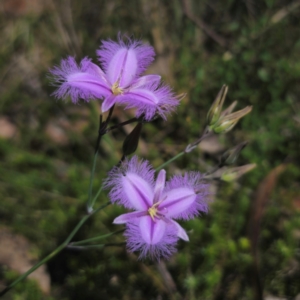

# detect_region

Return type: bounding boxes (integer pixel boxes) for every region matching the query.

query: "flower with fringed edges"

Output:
[104,156,210,260]
[50,36,179,120]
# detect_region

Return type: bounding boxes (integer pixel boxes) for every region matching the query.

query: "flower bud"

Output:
[221,164,256,182]
[122,123,143,156]
[207,85,228,126]
[220,141,248,166]
[220,100,238,118]
[212,106,252,134]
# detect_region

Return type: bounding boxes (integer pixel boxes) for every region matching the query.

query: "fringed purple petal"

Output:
[130,75,161,90]
[104,156,155,210]
[121,173,153,210]
[97,37,155,87]
[106,47,137,88]
[117,84,180,121]
[139,216,166,244]
[162,172,210,220]
[125,217,178,260]
[160,187,197,218]
[102,95,117,112]
[153,169,166,204]
[168,219,189,241]
[113,211,147,224]
[50,57,111,103]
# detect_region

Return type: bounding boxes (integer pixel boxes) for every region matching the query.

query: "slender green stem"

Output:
[155,152,185,171]
[89,183,103,209]
[86,151,99,213]
[67,244,105,250]
[106,117,138,133]
[69,229,124,246]
[94,114,103,154]
[87,105,115,213]
[203,165,221,177]
[155,129,214,172]
[189,129,212,149]
[67,242,126,250]
[0,202,110,297]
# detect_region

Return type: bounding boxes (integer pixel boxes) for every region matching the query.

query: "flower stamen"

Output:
[148,202,161,221]
[112,82,123,95]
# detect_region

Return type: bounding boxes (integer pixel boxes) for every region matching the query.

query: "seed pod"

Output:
[122,123,143,156]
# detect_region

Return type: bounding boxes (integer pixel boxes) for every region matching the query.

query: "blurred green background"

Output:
[1,0,300,299]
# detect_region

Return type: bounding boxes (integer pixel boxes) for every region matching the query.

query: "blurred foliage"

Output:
[1,0,300,299]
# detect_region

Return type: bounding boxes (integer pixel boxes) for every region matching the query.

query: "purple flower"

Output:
[104,156,210,260]
[50,37,179,120]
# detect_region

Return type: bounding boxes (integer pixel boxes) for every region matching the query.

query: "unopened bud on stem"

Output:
[207,85,228,126]
[220,100,238,118]
[212,106,252,134]
[221,164,256,182]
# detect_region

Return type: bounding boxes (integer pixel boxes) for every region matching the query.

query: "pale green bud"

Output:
[207,85,228,126]
[220,100,238,118]
[221,164,256,182]
[212,106,252,134]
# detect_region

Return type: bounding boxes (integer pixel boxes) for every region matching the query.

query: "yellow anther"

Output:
[148,202,161,221]
[111,82,123,95]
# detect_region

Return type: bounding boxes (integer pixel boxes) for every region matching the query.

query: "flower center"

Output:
[111,82,123,95]
[148,202,161,221]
